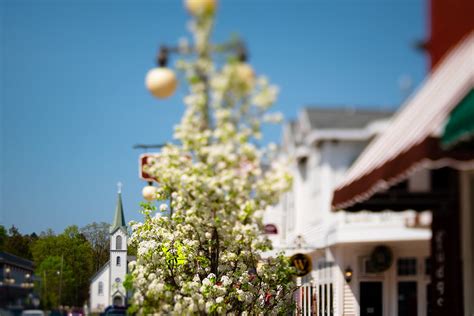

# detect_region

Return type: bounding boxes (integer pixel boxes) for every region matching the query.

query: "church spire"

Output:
[110,182,126,233]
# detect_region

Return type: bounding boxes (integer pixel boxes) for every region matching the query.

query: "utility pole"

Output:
[58,254,63,308]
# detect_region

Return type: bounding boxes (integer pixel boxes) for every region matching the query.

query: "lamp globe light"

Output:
[185,0,217,16]
[142,185,158,201]
[145,67,178,99]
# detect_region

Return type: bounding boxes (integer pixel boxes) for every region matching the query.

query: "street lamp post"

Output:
[140,35,251,209]
[145,39,249,100]
[57,255,63,309]
[128,1,297,313]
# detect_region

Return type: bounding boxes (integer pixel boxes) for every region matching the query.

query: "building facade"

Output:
[0,252,35,309]
[89,190,129,313]
[332,33,474,316]
[264,108,432,315]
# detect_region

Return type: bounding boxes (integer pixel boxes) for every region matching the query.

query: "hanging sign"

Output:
[264,224,278,234]
[139,153,160,182]
[290,253,312,277]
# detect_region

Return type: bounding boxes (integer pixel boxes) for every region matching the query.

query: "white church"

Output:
[89,188,130,312]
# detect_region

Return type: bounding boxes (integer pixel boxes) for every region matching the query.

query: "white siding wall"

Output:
[275,140,369,249]
[264,115,431,315]
[90,266,110,313]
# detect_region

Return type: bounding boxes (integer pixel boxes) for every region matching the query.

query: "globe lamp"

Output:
[145,67,178,99]
[142,185,158,201]
[185,0,217,16]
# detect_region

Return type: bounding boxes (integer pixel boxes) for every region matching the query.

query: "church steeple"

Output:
[110,182,126,233]
[108,182,127,307]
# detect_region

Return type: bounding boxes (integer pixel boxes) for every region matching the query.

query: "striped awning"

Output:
[332,33,474,211]
[442,89,474,148]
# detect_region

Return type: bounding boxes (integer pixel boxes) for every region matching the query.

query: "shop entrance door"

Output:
[398,281,417,316]
[360,281,383,316]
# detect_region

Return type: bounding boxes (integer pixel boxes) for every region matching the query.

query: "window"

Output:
[425,257,431,276]
[297,157,308,181]
[360,257,381,275]
[98,282,103,295]
[397,258,417,276]
[116,235,122,250]
[364,258,378,274]
[116,256,121,266]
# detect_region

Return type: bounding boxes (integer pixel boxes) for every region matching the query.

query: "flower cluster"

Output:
[128,6,295,315]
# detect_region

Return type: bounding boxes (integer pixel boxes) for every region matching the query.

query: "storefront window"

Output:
[397,258,417,276]
[425,257,431,275]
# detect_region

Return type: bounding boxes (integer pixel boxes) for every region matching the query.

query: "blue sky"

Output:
[1,0,426,234]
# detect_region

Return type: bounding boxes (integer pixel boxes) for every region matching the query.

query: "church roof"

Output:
[90,260,110,282]
[110,191,126,234]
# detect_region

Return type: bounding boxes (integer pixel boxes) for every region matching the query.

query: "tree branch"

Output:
[210,226,219,277]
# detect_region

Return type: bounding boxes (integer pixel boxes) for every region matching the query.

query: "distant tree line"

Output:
[0,222,130,309]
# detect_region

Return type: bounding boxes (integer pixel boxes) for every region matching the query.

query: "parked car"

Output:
[48,310,63,316]
[21,310,45,316]
[0,309,14,316]
[103,306,126,316]
[67,308,82,316]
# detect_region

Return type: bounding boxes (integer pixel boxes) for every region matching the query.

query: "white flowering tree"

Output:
[128,1,295,314]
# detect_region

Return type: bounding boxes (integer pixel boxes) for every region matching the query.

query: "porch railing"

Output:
[294,283,317,315]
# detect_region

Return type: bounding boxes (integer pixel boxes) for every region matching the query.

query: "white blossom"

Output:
[128,6,295,315]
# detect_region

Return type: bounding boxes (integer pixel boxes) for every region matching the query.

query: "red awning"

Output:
[332,33,474,210]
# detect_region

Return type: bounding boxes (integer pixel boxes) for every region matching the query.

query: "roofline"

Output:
[110,191,126,233]
[302,106,396,113]
[90,260,110,282]
[0,251,34,270]
[306,126,386,144]
[308,129,375,143]
[110,226,128,236]
[111,289,126,297]
[301,118,391,144]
